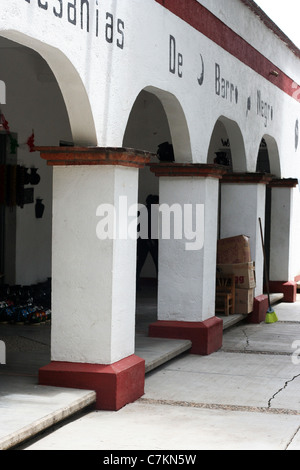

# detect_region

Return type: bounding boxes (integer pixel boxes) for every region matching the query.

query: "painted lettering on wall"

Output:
[105,13,125,49]
[24,0,125,47]
[215,63,238,104]
[169,35,206,87]
[197,54,204,86]
[169,35,183,78]
[257,90,273,128]
[167,44,277,131]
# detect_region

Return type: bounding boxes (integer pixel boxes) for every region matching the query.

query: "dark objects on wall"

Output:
[23,167,31,185]
[35,198,45,219]
[214,151,230,166]
[157,142,175,162]
[0,165,40,208]
[29,167,40,185]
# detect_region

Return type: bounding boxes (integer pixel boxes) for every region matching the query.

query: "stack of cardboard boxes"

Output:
[217,235,256,314]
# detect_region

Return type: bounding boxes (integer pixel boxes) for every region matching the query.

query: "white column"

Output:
[39,147,151,365]
[151,164,224,323]
[269,179,298,282]
[220,174,271,297]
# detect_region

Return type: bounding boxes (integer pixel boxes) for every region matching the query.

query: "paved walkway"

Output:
[0,291,300,451]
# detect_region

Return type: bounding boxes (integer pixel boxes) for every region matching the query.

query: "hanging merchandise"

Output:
[157,142,175,162]
[0,112,36,154]
[16,165,25,208]
[0,114,39,207]
[8,134,19,154]
[5,165,17,207]
[35,198,44,218]
[0,164,5,205]
[0,112,10,132]
[27,130,35,152]
[29,167,40,185]
[0,112,18,153]
[214,151,230,166]
[23,167,31,185]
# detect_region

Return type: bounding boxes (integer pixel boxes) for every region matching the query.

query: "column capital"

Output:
[149,163,226,178]
[269,178,298,188]
[221,172,273,184]
[36,146,153,168]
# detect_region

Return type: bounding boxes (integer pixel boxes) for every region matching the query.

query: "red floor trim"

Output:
[39,355,145,411]
[247,294,268,323]
[269,281,297,303]
[148,317,223,355]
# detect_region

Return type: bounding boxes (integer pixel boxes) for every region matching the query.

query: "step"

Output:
[269,293,284,304]
[135,336,192,373]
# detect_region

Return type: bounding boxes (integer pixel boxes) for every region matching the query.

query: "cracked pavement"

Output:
[18,297,300,451]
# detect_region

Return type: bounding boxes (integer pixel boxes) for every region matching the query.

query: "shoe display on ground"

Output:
[0,279,51,325]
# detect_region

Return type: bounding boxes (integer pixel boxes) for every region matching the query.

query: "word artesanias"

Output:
[24,0,125,46]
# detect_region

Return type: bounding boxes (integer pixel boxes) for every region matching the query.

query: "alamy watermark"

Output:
[292,340,300,365]
[0,340,6,365]
[96,196,205,251]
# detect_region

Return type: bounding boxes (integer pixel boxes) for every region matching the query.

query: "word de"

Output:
[169,35,183,78]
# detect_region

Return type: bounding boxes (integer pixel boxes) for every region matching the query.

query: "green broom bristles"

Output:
[265,306,278,324]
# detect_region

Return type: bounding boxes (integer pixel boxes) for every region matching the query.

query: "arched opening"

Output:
[123,87,192,281]
[256,135,281,283]
[123,87,191,334]
[256,135,281,177]
[123,89,171,214]
[0,34,90,325]
[207,117,247,241]
[207,116,247,173]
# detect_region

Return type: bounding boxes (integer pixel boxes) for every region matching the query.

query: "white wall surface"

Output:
[0,0,300,286]
[0,0,299,174]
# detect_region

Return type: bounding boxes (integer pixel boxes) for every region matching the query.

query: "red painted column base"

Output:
[38,355,145,411]
[247,295,268,323]
[148,317,223,355]
[268,281,297,303]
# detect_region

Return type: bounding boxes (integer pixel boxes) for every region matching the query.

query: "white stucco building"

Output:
[0,0,299,410]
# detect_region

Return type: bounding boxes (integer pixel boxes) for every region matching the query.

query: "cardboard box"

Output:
[217,262,256,289]
[235,288,254,314]
[217,235,251,264]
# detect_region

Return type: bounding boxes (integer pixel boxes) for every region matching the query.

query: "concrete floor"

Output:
[0,288,299,451]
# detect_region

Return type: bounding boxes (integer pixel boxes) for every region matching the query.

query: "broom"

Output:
[258,217,278,324]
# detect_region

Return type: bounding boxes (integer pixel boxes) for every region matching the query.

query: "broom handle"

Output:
[259,217,271,307]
